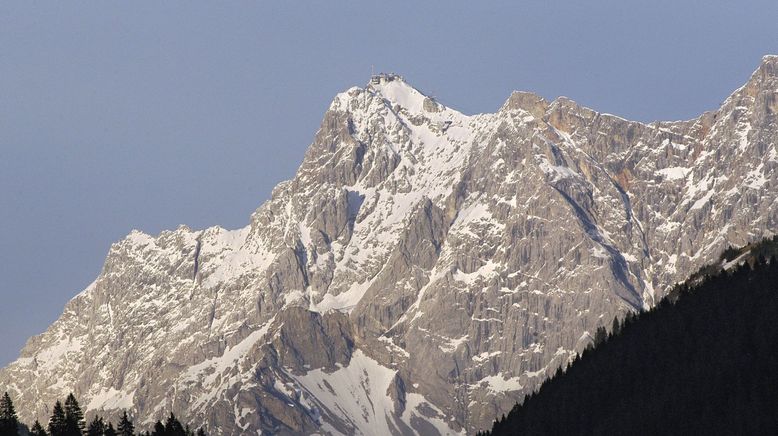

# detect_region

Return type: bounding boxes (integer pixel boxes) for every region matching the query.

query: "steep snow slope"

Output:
[2,58,778,434]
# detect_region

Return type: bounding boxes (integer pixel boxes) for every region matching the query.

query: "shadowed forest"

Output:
[481,238,778,435]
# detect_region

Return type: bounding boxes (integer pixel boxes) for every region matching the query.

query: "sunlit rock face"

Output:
[3,58,778,435]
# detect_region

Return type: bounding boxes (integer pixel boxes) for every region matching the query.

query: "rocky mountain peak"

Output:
[500,91,548,119]
[366,73,450,117]
[735,54,778,108]
[759,54,778,75]
[3,57,778,436]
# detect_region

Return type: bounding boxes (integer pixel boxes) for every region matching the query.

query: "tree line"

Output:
[479,243,778,435]
[0,392,206,436]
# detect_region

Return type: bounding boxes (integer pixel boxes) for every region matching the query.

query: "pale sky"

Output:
[1,1,777,365]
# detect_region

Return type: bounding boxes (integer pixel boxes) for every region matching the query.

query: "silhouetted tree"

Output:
[0,392,19,435]
[30,420,48,436]
[611,316,621,337]
[593,325,607,346]
[117,411,134,436]
[48,401,66,436]
[164,413,185,436]
[63,393,85,436]
[86,416,105,436]
[721,245,740,261]
[103,422,117,436]
[151,421,165,436]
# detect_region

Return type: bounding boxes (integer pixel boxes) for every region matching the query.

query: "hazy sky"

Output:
[1,1,777,366]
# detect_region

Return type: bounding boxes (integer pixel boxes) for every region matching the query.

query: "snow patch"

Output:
[87,388,135,411]
[472,373,523,394]
[471,351,502,363]
[292,350,398,436]
[439,335,469,353]
[657,166,690,181]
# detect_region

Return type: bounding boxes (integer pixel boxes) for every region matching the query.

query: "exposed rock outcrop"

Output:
[2,56,778,435]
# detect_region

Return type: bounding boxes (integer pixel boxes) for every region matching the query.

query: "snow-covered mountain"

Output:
[2,57,778,435]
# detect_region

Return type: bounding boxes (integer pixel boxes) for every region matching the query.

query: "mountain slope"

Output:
[484,238,778,435]
[2,57,778,435]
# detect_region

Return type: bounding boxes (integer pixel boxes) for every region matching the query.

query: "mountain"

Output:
[2,57,777,435]
[482,237,778,436]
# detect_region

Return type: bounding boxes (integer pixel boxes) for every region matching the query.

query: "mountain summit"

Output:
[2,57,777,435]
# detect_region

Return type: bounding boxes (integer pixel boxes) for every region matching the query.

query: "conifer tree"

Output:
[611,316,622,337]
[151,421,165,436]
[0,392,19,435]
[48,401,67,436]
[86,416,105,436]
[103,422,117,436]
[30,420,48,436]
[117,411,134,436]
[63,393,85,436]
[195,428,206,436]
[164,413,185,436]
[594,325,608,346]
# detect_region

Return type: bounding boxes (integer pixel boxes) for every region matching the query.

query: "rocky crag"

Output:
[2,57,777,435]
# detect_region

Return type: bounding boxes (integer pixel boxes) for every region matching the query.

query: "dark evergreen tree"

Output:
[103,422,117,436]
[150,421,165,436]
[86,416,105,436]
[195,428,206,436]
[63,394,85,436]
[164,413,185,436]
[0,392,19,436]
[593,325,607,346]
[30,420,48,436]
[720,245,740,261]
[611,316,621,337]
[48,401,67,436]
[117,411,134,436]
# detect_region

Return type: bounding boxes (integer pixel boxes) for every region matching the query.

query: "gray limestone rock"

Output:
[2,56,778,435]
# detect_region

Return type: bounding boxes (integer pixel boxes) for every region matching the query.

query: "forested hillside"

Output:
[482,238,778,435]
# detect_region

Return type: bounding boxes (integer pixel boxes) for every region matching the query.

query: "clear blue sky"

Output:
[1,1,776,366]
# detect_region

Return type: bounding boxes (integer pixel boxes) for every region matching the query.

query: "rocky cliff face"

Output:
[2,57,778,435]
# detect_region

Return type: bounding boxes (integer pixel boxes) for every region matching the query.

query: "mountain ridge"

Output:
[2,55,777,435]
